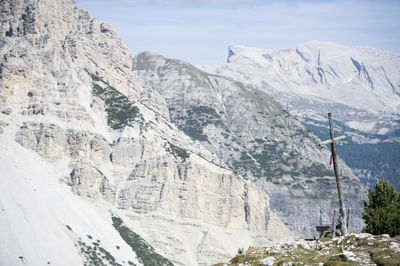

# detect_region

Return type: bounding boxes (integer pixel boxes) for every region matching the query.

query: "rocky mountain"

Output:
[0,0,294,265]
[132,52,367,237]
[201,42,400,190]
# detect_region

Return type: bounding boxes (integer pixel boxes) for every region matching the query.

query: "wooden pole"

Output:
[331,209,337,239]
[347,208,351,232]
[328,113,347,236]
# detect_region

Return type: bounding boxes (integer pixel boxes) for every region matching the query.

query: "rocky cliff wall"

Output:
[0,0,294,265]
[132,52,368,237]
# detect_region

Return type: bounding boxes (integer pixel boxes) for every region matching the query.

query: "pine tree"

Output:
[362,178,400,236]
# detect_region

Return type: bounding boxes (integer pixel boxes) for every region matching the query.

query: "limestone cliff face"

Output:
[0,0,293,265]
[13,121,273,232]
[0,0,136,98]
[132,52,368,237]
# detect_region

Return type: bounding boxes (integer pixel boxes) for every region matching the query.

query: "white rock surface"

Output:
[0,123,141,266]
[202,42,400,116]
[260,256,275,265]
[0,0,294,265]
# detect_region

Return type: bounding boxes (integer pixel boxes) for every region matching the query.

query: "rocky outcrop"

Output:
[0,0,294,265]
[132,52,367,237]
[222,233,400,265]
[13,117,278,233]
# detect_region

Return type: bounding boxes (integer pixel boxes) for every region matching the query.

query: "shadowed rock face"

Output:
[133,52,368,237]
[0,0,294,265]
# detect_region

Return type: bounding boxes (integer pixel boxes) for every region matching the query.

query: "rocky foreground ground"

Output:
[214,233,400,265]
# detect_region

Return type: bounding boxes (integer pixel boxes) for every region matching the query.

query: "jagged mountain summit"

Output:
[201,42,400,189]
[132,51,367,237]
[204,41,400,118]
[0,0,294,265]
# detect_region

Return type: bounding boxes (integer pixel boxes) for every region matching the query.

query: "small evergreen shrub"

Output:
[165,142,189,161]
[362,177,400,236]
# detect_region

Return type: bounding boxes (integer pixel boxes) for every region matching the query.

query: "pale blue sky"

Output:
[75,0,400,65]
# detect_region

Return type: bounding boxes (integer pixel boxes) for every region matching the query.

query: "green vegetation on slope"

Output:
[339,142,400,189]
[78,237,125,266]
[304,118,400,190]
[88,72,144,130]
[170,105,224,142]
[66,224,129,265]
[111,215,174,266]
[164,142,190,161]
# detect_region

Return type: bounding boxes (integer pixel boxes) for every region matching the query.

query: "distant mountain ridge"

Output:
[201,41,400,189]
[215,41,400,116]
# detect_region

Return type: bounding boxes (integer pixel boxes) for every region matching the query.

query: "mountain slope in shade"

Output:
[0,0,294,265]
[201,42,400,190]
[132,51,367,237]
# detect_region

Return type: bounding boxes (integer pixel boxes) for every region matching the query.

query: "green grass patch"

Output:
[217,234,400,266]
